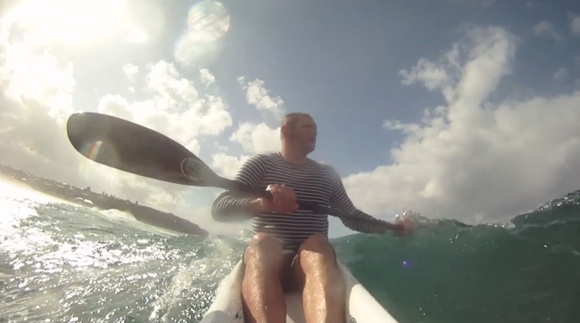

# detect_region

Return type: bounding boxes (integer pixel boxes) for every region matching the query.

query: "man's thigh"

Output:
[287,244,338,292]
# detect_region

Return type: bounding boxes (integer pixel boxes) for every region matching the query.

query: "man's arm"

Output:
[327,166,400,234]
[211,154,267,222]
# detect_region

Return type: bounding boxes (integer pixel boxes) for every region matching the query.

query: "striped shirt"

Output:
[211,152,386,251]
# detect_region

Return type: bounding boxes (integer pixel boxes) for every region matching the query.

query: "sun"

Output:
[5,0,146,47]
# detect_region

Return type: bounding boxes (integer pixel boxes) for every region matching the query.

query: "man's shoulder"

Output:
[307,158,339,175]
[251,152,279,161]
[244,152,279,165]
[306,156,331,167]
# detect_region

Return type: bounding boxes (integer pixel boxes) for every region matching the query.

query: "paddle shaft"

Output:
[194,160,398,231]
[67,112,400,233]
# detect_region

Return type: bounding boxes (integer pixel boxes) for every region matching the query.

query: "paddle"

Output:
[66,112,401,231]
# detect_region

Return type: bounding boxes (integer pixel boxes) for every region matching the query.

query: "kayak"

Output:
[200,259,399,323]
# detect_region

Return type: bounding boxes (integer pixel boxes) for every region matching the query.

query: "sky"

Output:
[1,0,580,238]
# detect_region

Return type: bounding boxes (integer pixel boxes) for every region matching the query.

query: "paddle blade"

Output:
[66,112,196,185]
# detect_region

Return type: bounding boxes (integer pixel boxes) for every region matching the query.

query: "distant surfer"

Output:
[212,112,415,323]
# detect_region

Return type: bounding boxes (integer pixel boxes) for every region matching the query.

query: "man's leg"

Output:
[292,233,345,323]
[242,233,286,323]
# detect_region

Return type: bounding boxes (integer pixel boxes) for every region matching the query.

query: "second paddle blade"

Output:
[66,112,195,186]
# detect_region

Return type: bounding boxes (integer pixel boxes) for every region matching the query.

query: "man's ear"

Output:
[281,124,290,137]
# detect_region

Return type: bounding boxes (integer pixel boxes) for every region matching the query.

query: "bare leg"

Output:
[242,233,286,323]
[293,233,345,323]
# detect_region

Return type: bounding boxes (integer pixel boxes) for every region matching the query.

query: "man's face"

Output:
[290,116,317,153]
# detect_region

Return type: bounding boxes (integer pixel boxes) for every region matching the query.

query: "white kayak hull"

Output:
[200,259,398,323]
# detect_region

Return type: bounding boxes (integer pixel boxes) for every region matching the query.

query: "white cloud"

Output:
[1,45,75,117]
[399,58,452,91]
[450,0,495,6]
[533,21,549,33]
[145,60,200,109]
[238,77,285,118]
[121,60,233,154]
[533,21,563,42]
[0,27,78,179]
[553,68,569,82]
[343,26,580,224]
[98,94,133,120]
[524,1,539,8]
[230,122,281,154]
[211,153,250,178]
[200,68,216,86]
[571,14,580,36]
[122,63,139,82]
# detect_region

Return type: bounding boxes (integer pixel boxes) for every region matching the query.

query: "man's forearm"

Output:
[211,192,263,222]
[341,209,402,234]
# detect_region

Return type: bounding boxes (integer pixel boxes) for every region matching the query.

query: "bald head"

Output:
[279,112,317,156]
[281,113,313,128]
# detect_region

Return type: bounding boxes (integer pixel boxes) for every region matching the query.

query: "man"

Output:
[211,112,415,323]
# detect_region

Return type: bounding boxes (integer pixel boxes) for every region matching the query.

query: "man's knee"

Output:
[298,233,336,270]
[244,233,284,269]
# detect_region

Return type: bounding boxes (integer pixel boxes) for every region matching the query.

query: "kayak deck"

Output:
[285,292,306,323]
[200,260,398,323]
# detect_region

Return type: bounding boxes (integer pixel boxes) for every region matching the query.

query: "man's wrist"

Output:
[382,220,402,232]
[247,198,265,215]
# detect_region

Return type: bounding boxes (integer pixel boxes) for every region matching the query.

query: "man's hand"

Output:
[250,184,299,214]
[393,216,417,237]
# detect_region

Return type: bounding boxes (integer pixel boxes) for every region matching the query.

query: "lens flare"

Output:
[187,0,230,42]
[174,0,230,68]
[79,141,103,160]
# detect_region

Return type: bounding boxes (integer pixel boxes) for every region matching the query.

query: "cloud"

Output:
[136,60,232,147]
[524,1,539,8]
[1,46,75,114]
[553,68,569,82]
[200,68,216,86]
[211,153,250,178]
[0,12,233,226]
[342,26,580,224]
[449,0,495,6]
[122,63,140,82]
[0,23,77,179]
[230,122,281,154]
[237,77,285,118]
[475,0,494,7]
[571,14,580,36]
[399,58,452,91]
[533,21,563,42]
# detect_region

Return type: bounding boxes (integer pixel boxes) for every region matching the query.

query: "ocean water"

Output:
[1,178,579,323]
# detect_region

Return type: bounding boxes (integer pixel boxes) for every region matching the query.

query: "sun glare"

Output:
[126,26,148,43]
[7,0,147,47]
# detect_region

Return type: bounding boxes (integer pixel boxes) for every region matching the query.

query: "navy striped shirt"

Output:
[211,152,386,251]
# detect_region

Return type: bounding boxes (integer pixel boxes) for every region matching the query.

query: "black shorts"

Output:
[280,249,300,291]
